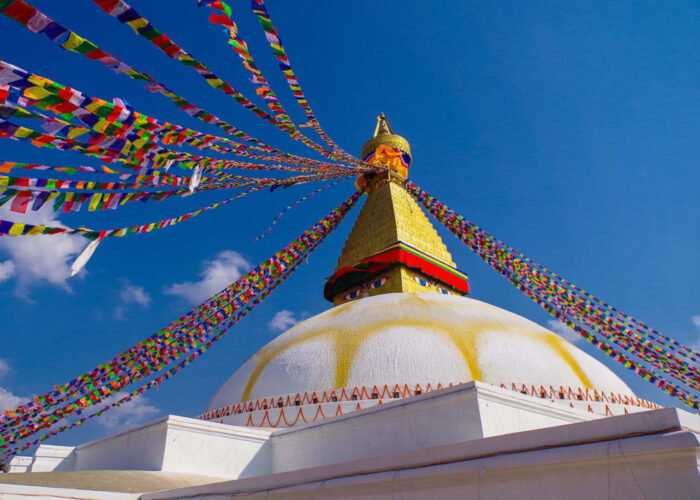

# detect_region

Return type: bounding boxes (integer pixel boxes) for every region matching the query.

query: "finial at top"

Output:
[361,114,412,178]
[373,113,394,137]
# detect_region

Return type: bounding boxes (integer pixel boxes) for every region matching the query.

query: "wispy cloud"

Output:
[0,204,87,298]
[95,392,160,431]
[0,387,23,413]
[0,359,28,413]
[546,319,581,343]
[120,283,151,306]
[690,315,700,351]
[114,282,152,319]
[164,250,250,304]
[268,310,301,332]
[691,315,700,330]
[0,260,14,283]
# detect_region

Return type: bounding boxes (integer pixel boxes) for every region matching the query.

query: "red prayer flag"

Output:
[208,11,234,28]
[10,190,31,214]
[3,0,36,25]
[93,0,120,13]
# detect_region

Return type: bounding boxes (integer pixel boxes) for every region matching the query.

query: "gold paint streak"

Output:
[241,326,333,401]
[538,333,593,389]
[240,295,593,401]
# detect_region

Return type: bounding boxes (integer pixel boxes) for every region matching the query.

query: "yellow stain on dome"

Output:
[539,333,593,389]
[239,296,592,402]
[332,317,482,389]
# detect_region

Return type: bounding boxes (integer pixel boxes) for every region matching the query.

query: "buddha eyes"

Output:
[413,276,450,295]
[343,276,389,301]
[342,275,449,300]
[368,277,388,289]
[413,276,429,287]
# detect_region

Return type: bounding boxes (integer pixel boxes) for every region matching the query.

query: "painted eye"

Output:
[368,277,388,289]
[413,276,430,287]
[437,287,450,295]
[344,288,362,301]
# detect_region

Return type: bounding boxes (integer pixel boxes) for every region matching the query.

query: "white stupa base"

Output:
[1,381,698,499]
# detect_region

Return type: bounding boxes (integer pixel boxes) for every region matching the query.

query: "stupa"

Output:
[1,117,697,499]
[200,114,641,428]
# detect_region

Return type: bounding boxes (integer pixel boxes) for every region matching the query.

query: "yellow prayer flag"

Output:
[85,102,102,113]
[23,86,52,100]
[15,127,34,139]
[27,225,47,236]
[68,127,89,139]
[8,223,26,236]
[89,193,102,211]
[126,18,149,32]
[206,78,225,88]
[62,32,87,52]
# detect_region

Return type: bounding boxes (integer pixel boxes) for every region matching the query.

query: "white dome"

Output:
[206,293,634,413]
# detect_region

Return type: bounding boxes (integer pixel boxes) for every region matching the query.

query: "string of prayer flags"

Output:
[2,233,323,459]
[90,0,346,161]
[199,1,358,164]
[0,188,363,461]
[407,181,699,411]
[0,2,336,164]
[255,178,348,240]
[249,0,358,163]
[0,117,358,179]
[0,161,125,176]
[0,171,349,236]
[0,177,266,215]
[0,59,365,173]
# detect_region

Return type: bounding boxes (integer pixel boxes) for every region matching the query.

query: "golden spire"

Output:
[373,112,394,136]
[360,114,411,178]
[324,116,469,305]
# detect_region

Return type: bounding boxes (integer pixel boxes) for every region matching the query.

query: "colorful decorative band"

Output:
[198,381,658,425]
[323,241,469,300]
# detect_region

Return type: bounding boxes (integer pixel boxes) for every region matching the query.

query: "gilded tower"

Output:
[324,115,470,305]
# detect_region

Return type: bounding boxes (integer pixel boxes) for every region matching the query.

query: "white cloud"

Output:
[691,316,700,330]
[164,250,250,304]
[95,392,159,431]
[546,319,581,343]
[268,310,300,332]
[0,204,88,297]
[690,315,700,351]
[0,359,28,413]
[120,283,151,306]
[0,260,14,282]
[114,282,152,319]
[0,387,23,412]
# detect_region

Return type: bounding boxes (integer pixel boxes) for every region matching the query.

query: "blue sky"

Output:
[0,0,698,447]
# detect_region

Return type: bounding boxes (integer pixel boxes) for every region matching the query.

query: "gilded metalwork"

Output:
[327,115,466,304]
[360,113,412,164]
